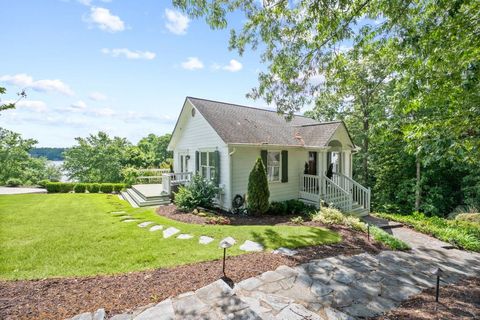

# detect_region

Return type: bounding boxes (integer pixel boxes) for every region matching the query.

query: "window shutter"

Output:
[281,150,288,183]
[260,150,268,172]
[195,151,199,174]
[214,150,220,186]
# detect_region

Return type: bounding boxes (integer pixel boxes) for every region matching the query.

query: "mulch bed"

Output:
[156,204,314,226]
[376,277,480,319]
[0,218,383,320]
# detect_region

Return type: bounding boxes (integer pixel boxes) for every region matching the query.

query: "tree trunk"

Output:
[362,117,369,186]
[415,156,421,212]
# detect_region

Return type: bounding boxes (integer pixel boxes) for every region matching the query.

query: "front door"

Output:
[308,151,317,175]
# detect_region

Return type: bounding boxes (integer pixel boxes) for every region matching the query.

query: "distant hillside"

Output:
[30,148,67,161]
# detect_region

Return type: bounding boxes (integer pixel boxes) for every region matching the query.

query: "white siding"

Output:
[172,100,231,209]
[231,146,309,203]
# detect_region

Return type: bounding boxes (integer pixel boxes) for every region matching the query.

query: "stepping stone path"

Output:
[177,234,194,240]
[122,219,138,223]
[163,227,180,238]
[71,224,480,320]
[149,225,163,232]
[110,211,126,214]
[273,247,298,256]
[199,236,214,245]
[137,221,154,228]
[239,240,264,252]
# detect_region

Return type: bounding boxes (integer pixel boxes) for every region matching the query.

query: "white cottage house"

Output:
[166,97,370,216]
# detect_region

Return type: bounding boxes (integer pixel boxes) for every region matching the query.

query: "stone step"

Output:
[120,191,139,208]
[126,188,170,207]
[131,185,170,201]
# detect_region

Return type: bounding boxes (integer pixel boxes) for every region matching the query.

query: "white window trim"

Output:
[266,150,281,183]
[199,150,216,181]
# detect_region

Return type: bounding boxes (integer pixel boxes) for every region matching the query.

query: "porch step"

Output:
[131,184,169,201]
[123,188,170,207]
[120,191,139,208]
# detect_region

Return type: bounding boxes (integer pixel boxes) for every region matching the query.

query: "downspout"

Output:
[228,148,236,212]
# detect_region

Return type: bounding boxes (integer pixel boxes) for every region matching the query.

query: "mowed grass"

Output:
[0,194,340,280]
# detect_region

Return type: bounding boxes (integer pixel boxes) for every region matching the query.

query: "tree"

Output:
[137,133,173,167]
[63,132,131,182]
[247,157,270,214]
[0,87,26,113]
[176,0,480,215]
[0,128,56,185]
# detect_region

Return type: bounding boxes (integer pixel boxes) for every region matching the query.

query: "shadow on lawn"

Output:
[250,227,339,249]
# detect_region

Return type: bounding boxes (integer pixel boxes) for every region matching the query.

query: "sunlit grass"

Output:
[0,194,340,280]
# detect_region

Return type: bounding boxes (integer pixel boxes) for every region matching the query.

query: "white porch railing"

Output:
[332,172,371,213]
[161,172,193,195]
[299,174,321,203]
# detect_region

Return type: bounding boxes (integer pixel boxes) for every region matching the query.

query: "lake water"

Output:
[49,160,70,182]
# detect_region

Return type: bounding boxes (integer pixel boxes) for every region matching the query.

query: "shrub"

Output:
[112,183,125,193]
[290,216,304,224]
[286,199,306,214]
[312,207,410,250]
[269,201,288,215]
[174,175,219,211]
[45,182,74,193]
[38,179,50,188]
[455,213,480,224]
[87,183,100,193]
[6,178,22,187]
[100,183,114,193]
[121,167,139,186]
[247,157,270,215]
[312,206,346,225]
[73,183,87,193]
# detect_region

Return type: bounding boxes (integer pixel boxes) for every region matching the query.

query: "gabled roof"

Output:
[174,97,354,148]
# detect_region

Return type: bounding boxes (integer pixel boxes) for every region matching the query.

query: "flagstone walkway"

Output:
[71,214,480,320]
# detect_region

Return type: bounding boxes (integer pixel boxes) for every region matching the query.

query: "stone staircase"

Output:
[120,184,170,207]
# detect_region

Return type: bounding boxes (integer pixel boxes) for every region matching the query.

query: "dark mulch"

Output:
[376,277,480,319]
[0,222,383,320]
[156,205,311,226]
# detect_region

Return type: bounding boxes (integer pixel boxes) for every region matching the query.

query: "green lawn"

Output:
[0,194,340,280]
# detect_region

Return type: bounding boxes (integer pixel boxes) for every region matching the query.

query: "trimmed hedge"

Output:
[46,182,125,194]
[73,183,88,193]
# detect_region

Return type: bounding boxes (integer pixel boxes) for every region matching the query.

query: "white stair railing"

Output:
[332,173,370,213]
[299,174,321,203]
[322,174,352,212]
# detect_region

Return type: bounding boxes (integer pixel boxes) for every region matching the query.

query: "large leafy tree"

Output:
[137,133,173,167]
[0,87,26,113]
[175,0,480,214]
[0,128,59,185]
[63,132,132,183]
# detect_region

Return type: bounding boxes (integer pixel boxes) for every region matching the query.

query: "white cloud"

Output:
[0,73,74,96]
[101,48,156,60]
[165,8,189,35]
[181,57,204,70]
[71,100,87,110]
[4,100,48,112]
[222,59,243,72]
[87,7,125,32]
[92,107,115,117]
[88,91,107,101]
[77,0,92,6]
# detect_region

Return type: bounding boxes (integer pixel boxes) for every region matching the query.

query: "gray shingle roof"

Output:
[187,97,344,147]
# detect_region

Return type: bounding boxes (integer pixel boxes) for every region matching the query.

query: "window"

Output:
[200,151,216,181]
[267,151,281,182]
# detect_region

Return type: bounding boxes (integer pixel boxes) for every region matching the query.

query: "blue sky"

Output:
[0,0,269,147]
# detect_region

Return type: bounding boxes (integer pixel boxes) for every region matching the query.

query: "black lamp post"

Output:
[431,267,443,303]
[219,237,235,277]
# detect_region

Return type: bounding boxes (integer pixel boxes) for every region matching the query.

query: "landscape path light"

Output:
[219,237,236,277]
[431,267,443,304]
